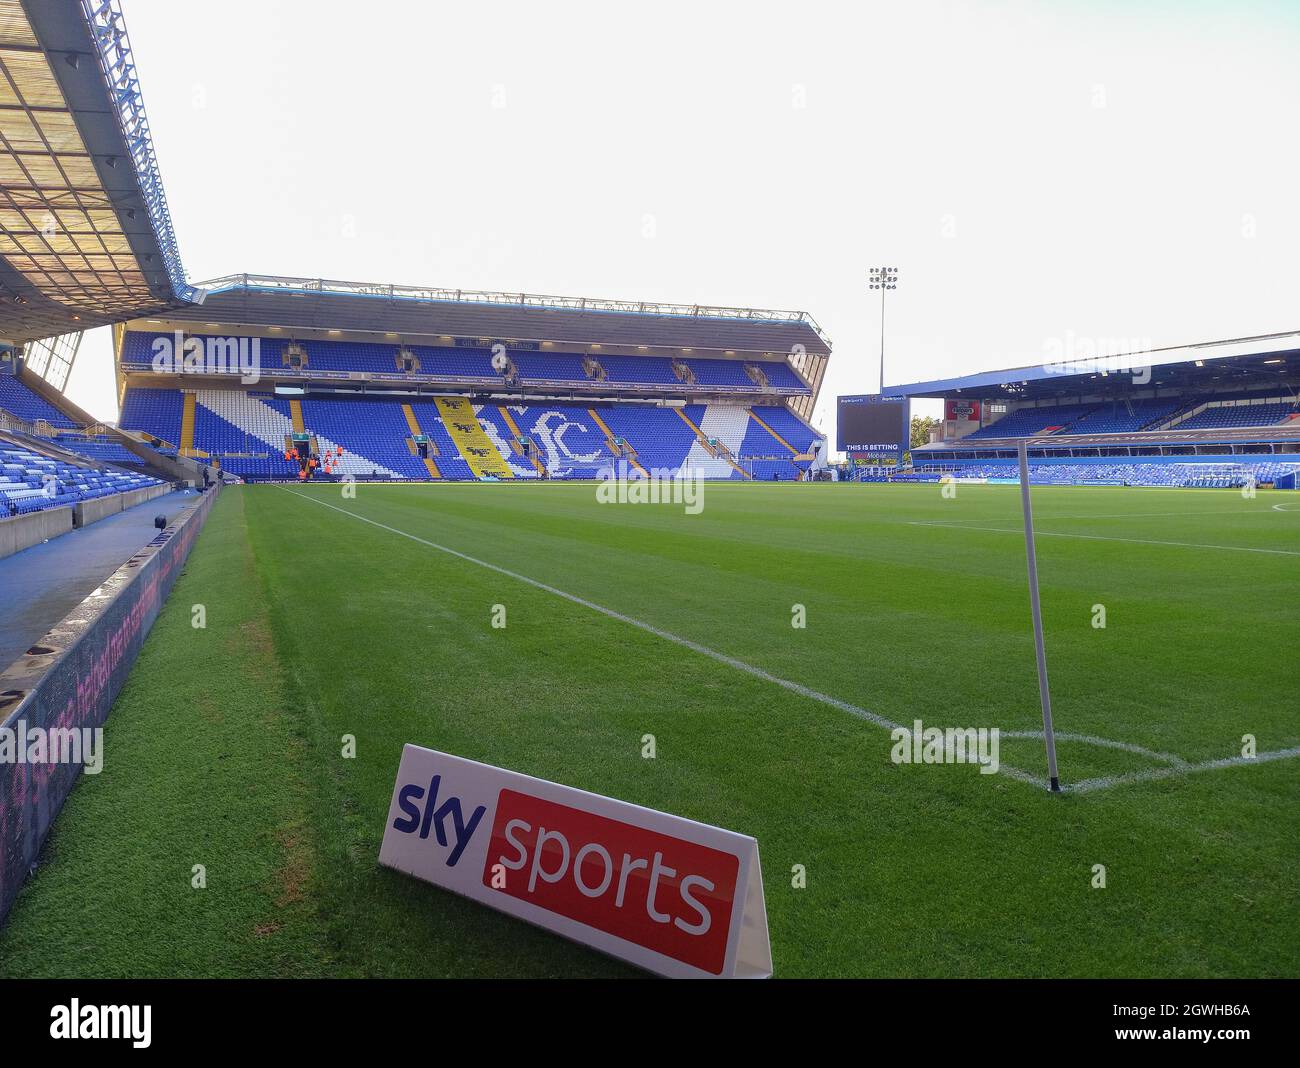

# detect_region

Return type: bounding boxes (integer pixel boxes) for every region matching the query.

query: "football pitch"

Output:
[1,481,1296,978]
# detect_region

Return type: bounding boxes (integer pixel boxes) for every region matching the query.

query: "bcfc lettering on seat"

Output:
[485,789,739,974]
[391,774,486,867]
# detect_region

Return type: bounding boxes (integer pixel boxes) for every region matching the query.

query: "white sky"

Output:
[63,0,1300,435]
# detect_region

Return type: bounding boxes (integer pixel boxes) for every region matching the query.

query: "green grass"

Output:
[2,480,1297,977]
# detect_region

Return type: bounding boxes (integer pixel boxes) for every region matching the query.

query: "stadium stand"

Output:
[52,435,144,467]
[114,383,824,483]
[106,275,830,485]
[117,330,814,397]
[749,406,818,453]
[898,460,1300,488]
[888,336,1300,487]
[962,403,1098,439]
[1173,400,1299,430]
[0,442,164,516]
[1063,399,1183,435]
[119,388,185,447]
[0,373,79,429]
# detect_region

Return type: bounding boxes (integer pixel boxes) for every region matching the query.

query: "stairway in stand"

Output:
[402,403,442,479]
[179,392,206,457]
[589,408,647,475]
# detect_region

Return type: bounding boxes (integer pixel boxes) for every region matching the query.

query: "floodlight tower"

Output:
[868,267,898,394]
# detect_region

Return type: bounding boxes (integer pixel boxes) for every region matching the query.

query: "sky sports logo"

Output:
[389,777,738,974]
[391,774,485,867]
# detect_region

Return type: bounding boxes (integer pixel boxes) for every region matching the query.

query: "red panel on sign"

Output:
[946,400,981,421]
[484,789,740,974]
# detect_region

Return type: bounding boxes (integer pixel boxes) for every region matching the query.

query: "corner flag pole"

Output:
[1018,439,1061,792]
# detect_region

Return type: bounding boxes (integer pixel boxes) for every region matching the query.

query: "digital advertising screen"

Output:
[836,394,910,457]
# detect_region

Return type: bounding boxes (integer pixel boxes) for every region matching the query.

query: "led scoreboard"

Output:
[837,394,909,459]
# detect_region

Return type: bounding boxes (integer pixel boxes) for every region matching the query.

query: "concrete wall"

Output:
[73,493,124,528]
[115,431,205,484]
[72,481,172,529]
[0,505,73,559]
[0,484,221,925]
[0,484,173,558]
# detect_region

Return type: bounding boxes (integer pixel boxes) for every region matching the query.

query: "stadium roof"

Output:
[0,0,197,342]
[888,330,1300,400]
[163,273,832,358]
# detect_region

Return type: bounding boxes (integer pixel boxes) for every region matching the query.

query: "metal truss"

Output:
[80,0,197,303]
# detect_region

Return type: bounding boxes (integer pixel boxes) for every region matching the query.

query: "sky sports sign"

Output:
[379,745,771,978]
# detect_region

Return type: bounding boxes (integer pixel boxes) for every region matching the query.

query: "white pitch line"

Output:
[1064,746,1300,794]
[909,521,1300,557]
[1003,731,1300,791]
[912,508,1284,524]
[1001,730,1188,767]
[283,488,1298,795]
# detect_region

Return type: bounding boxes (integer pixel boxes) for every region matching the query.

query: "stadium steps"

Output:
[588,408,648,476]
[400,403,423,437]
[402,438,441,475]
[400,403,442,479]
[498,406,546,476]
[433,397,514,478]
[290,399,307,434]
[673,408,719,455]
[746,408,799,455]
[178,393,207,457]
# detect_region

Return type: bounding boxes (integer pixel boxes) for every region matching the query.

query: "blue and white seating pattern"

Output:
[1,445,163,516]
[195,390,411,480]
[117,386,821,482]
